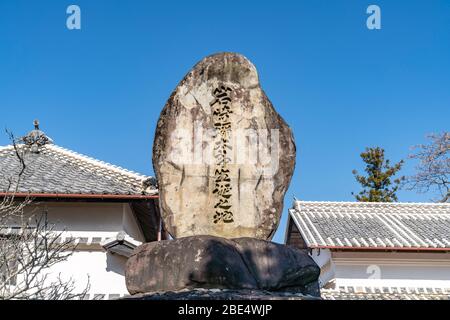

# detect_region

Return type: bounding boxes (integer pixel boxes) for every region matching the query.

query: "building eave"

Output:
[311,245,450,252]
[0,192,159,201]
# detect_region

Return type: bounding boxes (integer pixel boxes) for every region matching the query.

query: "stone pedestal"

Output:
[125,235,320,298]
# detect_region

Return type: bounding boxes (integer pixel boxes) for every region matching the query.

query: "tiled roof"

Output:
[321,286,450,300]
[289,201,450,250]
[0,144,157,197]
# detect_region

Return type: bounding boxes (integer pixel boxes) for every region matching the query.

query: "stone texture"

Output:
[232,238,320,296]
[153,52,296,240]
[125,236,257,294]
[125,235,320,297]
[123,288,320,300]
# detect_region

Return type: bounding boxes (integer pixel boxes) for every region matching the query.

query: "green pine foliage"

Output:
[352,147,405,202]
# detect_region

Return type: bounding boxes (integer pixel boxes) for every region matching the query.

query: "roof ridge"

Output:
[294,200,450,206]
[45,144,151,182]
[0,145,15,152]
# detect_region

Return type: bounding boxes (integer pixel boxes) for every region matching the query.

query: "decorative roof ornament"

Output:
[21,120,53,153]
[142,176,158,193]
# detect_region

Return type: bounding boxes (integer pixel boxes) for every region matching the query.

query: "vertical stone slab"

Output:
[153,52,296,240]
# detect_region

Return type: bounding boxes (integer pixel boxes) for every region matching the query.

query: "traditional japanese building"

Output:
[0,121,162,299]
[285,200,450,300]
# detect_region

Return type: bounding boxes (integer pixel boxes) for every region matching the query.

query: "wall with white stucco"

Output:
[47,250,128,298]
[331,251,450,289]
[20,201,145,298]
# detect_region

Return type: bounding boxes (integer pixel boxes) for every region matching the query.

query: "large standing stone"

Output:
[153,52,296,240]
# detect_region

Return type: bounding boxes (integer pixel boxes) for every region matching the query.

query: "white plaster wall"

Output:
[122,203,145,242]
[331,251,450,289]
[23,202,143,242]
[310,249,335,288]
[17,202,146,298]
[46,251,128,297]
[44,202,123,231]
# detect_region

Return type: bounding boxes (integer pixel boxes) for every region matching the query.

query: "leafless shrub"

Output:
[406,132,449,203]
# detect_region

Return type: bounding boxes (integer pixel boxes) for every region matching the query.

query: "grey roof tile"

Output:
[0,144,157,196]
[322,286,450,300]
[290,201,450,250]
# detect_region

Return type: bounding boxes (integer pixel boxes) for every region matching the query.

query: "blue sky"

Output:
[0,1,449,243]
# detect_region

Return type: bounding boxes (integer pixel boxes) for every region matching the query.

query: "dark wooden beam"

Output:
[285,215,308,249]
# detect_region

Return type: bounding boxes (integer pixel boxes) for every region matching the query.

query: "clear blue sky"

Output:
[0,1,449,243]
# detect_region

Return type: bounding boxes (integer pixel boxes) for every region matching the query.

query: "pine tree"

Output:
[352,147,405,202]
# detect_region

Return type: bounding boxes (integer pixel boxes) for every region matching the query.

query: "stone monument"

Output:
[125,53,320,299]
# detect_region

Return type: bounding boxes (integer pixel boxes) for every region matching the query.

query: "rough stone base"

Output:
[125,235,321,297]
[123,288,321,300]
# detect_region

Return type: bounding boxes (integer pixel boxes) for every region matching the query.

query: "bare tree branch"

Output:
[405,132,450,203]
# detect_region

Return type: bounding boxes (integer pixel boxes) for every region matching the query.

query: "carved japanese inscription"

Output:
[211,86,234,224]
